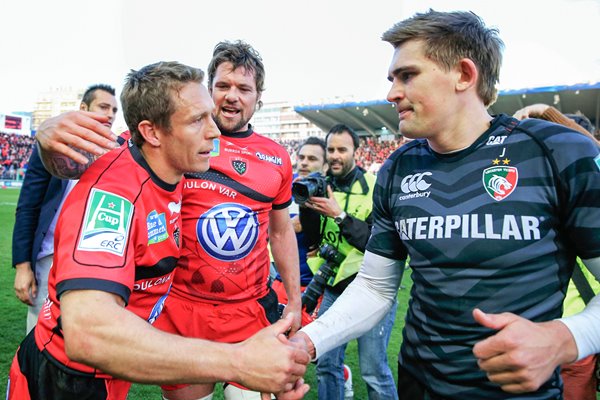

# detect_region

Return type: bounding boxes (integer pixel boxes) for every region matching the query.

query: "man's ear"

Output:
[455,58,478,93]
[137,121,161,147]
[256,92,263,110]
[80,103,88,111]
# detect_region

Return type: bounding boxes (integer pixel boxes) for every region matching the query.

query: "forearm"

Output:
[61,291,240,384]
[541,107,596,140]
[301,251,403,357]
[37,141,91,179]
[557,256,600,360]
[271,226,301,305]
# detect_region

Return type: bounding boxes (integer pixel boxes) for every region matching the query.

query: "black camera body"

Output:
[292,172,329,205]
[302,243,345,314]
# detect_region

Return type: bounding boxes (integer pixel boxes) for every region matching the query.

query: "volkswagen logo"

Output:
[197,203,259,261]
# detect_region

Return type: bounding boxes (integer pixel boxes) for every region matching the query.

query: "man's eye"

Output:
[401,72,415,82]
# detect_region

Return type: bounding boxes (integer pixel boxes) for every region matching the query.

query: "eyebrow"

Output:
[387,65,416,82]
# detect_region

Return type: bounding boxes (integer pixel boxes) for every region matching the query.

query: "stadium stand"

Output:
[0,132,35,180]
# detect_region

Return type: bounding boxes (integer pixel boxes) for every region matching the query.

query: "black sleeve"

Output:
[338,211,372,253]
[299,206,322,251]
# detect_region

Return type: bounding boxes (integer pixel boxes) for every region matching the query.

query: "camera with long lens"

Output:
[302,244,346,314]
[292,172,329,205]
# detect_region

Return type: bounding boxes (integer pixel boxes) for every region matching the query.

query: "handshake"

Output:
[243,313,315,399]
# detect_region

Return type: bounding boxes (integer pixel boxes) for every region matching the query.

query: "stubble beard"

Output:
[213,113,250,135]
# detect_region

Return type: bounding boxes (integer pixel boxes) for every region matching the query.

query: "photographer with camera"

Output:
[298,124,398,399]
[272,137,328,326]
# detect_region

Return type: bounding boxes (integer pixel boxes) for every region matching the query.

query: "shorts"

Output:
[154,288,279,391]
[7,329,131,400]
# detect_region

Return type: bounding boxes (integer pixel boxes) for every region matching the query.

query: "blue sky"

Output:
[1,0,598,114]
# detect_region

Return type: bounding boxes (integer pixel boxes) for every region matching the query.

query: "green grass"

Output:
[0,188,412,399]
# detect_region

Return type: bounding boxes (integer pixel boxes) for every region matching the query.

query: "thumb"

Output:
[272,312,294,336]
[31,280,38,299]
[472,308,520,331]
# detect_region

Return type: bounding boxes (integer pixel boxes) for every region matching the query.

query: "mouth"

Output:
[221,106,240,118]
[398,106,413,120]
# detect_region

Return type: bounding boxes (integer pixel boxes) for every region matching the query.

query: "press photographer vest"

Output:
[307,170,375,287]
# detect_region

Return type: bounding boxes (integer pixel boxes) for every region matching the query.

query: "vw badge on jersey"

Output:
[197,203,258,261]
[483,166,518,201]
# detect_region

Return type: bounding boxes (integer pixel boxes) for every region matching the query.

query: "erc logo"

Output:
[197,203,259,261]
[483,166,518,201]
[77,188,133,256]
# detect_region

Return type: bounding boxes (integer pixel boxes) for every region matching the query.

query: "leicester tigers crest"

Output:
[482,166,518,201]
[231,158,248,175]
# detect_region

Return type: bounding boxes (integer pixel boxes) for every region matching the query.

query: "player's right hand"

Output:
[14,262,36,306]
[36,111,119,165]
[234,313,310,396]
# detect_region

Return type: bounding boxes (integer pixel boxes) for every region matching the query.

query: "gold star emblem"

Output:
[492,159,500,165]
[503,159,511,165]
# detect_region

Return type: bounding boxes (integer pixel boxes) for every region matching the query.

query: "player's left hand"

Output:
[261,378,309,400]
[472,308,578,393]
[282,301,302,336]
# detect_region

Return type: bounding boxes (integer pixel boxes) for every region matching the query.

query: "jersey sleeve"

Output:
[53,184,137,303]
[365,155,408,261]
[546,128,600,259]
[272,147,293,210]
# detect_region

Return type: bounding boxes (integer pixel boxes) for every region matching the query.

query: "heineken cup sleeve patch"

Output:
[77,188,134,257]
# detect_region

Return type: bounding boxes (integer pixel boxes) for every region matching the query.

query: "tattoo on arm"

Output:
[39,144,96,179]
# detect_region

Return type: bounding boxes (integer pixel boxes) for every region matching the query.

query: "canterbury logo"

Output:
[400,172,432,193]
[487,175,513,196]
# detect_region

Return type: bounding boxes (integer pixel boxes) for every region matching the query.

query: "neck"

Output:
[428,99,492,154]
[139,145,182,185]
[332,166,358,189]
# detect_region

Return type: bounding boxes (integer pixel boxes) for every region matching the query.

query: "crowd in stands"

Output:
[2,125,597,180]
[278,136,405,174]
[0,132,35,180]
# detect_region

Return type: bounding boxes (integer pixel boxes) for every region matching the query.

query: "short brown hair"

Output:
[121,61,204,147]
[382,10,504,107]
[207,40,265,98]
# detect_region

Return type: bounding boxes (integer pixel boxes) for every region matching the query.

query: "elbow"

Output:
[62,309,100,365]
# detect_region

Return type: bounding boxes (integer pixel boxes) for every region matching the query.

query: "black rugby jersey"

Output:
[367,114,600,399]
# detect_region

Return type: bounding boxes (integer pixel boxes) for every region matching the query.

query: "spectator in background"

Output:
[514,104,600,400]
[12,83,118,334]
[301,124,398,400]
[513,103,596,141]
[272,136,328,324]
[0,132,35,178]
